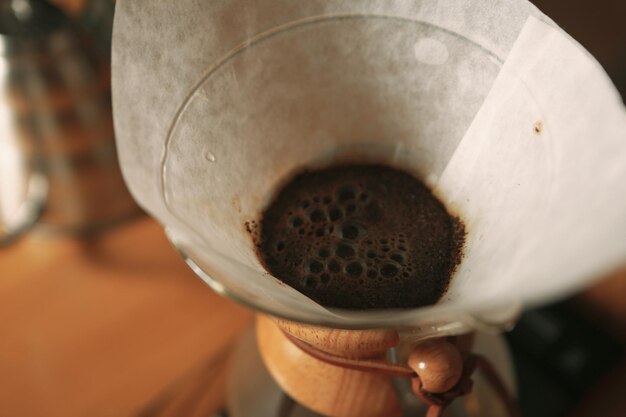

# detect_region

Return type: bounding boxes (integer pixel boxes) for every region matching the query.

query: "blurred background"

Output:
[0,0,624,416]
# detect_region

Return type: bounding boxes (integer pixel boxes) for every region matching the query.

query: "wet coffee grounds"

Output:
[254,164,465,310]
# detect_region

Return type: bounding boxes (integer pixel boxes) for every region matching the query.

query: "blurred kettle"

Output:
[0,0,137,245]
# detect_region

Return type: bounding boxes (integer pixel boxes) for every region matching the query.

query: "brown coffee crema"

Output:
[254,164,465,310]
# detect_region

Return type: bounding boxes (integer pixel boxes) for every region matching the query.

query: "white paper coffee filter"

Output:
[112,0,626,328]
[437,17,626,308]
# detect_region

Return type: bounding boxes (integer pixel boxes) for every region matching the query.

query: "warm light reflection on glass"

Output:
[0,58,28,225]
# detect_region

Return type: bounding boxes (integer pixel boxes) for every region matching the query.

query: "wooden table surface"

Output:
[0,217,252,417]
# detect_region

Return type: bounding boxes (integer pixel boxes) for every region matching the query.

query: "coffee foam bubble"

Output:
[271,185,415,285]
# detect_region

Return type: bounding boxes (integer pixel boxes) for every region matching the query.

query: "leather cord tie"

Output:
[282,331,521,417]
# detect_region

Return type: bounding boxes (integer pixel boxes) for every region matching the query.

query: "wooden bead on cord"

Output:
[408,338,463,394]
